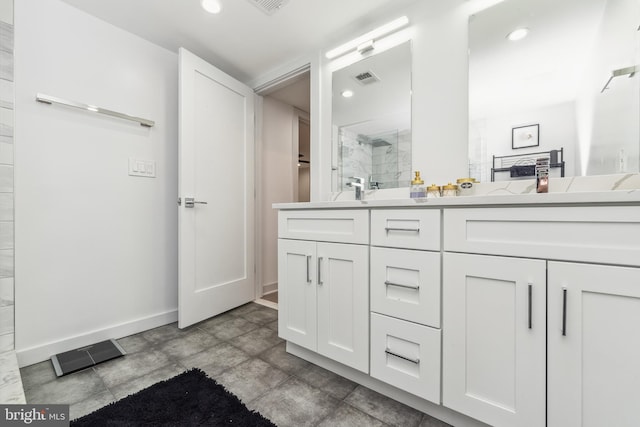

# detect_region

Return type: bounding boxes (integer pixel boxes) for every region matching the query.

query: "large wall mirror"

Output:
[469,0,639,182]
[331,41,412,191]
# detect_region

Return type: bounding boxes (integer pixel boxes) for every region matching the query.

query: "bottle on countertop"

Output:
[410,171,426,198]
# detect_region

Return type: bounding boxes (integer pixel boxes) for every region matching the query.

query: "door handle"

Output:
[562,287,567,336]
[184,197,208,208]
[528,282,533,329]
[317,257,323,285]
[306,255,311,283]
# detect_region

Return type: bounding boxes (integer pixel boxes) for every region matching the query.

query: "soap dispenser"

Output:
[410,171,426,198]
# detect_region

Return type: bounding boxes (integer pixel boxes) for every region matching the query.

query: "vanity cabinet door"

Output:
[548,262,640,427]
[278,239,317,351]
[443,253,546,427]
[316,242,369,373]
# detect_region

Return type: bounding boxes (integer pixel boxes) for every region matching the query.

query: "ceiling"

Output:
[60,0,420,85]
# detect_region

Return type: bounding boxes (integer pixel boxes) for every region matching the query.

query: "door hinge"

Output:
[177,197,182,206]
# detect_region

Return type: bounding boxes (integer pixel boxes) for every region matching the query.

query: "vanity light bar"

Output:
[325,16,409,60]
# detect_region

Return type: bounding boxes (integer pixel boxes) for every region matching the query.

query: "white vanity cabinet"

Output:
[277,210,370,373]
[442,253,546,427]
[443,206,640,427]
[369,209,442,403]
[547,262,640,427]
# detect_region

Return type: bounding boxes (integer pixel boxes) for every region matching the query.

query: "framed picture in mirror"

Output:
[512,124,539,149]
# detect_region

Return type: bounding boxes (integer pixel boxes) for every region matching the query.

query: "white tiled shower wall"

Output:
[338,128,411,190]
[0,0,13,353]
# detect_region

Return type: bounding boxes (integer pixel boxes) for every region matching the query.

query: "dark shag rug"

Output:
[71,368,277,426]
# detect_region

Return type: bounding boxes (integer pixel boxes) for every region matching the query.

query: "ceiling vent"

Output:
[353,71,381,85]
[247,0,290,15]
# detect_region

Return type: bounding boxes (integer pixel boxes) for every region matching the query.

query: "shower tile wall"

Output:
[397,130,412,187]
[339,129,412,191]
[0,0,14,354]
[339,129,372,190]
[371,129,412,189]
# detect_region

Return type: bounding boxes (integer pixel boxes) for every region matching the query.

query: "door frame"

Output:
[253,62,315,301]
[293,109,311,202]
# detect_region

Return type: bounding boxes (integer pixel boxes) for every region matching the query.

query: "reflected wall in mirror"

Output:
[469,0,639,182]
[332,41,412,191]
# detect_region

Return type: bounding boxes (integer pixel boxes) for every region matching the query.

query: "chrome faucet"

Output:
[369,175,380,190]
[346,176,365,200]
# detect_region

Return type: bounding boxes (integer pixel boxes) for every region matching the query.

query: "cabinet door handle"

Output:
[385,348,420,364]
[384,280,420,290]
[317,257,323,285]
[306,255,311,283]
[385,227,420,233]
[528,282,533,329]
[562,287,567,336]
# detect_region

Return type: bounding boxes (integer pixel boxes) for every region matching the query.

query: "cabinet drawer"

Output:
[371,209,440,250]
[444,206,640,267]
[370,313,441,403]
[371,247,440,327]
[278,209,369,244]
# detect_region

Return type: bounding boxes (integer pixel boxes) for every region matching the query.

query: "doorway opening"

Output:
[255,68,311,308]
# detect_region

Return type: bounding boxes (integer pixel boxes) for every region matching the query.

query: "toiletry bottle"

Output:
[410,171,426,198]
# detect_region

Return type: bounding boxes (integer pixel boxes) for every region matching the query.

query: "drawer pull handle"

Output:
[384,281,420,291]
[385,227,420,233]
[562,287,567,336]
[385,349,420,364]
[306,255,311,283]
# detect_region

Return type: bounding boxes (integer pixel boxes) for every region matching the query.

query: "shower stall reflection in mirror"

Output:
[254,65,312,308]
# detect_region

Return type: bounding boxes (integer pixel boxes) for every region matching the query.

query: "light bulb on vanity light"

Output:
[201,0,222,14]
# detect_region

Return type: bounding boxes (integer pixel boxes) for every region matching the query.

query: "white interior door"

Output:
[178,48,255,328]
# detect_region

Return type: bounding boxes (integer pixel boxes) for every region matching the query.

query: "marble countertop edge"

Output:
[273,189,640,210]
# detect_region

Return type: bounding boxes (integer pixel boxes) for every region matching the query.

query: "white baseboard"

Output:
[254,299,278,310]
[16,309,178,368]
[262,282,277,295]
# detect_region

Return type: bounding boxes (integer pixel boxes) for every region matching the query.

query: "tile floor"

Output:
[20,302,451,427]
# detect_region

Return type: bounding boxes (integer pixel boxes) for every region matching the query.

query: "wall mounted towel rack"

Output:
[36,93,155,127]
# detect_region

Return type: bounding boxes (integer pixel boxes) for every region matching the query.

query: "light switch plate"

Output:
[128,158,156,178]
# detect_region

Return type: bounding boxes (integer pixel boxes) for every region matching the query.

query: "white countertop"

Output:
[274,189,640,209]
[275,173,640,209]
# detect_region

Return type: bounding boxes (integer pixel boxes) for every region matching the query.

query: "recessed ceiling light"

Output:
[342,90,354,98]
[507,27,529,41]
[201,0,222,14]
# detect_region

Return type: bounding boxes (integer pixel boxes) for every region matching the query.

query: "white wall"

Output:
[470,101,578,182]
[14,0,178,366]
[576,0,639,176]
[260,97,295,291]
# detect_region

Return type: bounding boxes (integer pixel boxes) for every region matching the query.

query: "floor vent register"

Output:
[51,339,126,377]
